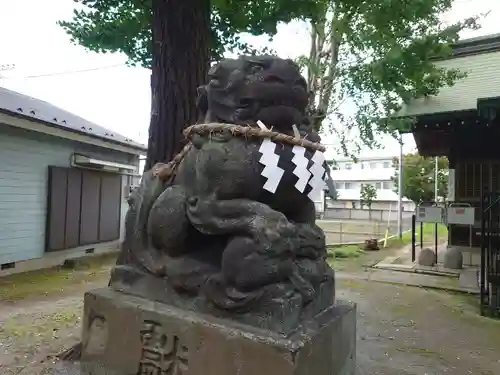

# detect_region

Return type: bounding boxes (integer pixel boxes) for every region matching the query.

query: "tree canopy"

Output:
[59,0,483,161]
[59,0,328,68]
[295,0,481,155]
[392,153,448,204]
[60,0,331,168]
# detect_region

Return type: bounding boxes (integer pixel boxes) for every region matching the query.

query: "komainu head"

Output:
[197,55,309,131]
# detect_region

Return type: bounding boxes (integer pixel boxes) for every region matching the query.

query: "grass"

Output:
[338,279,366,289]
[384,222,448,248]
[0,253,117,302]
[327,223,449,271]
[333,245,365,259]
[327,244,366,270]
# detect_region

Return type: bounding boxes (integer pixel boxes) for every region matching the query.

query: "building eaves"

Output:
[328,155,398,163]
[0,86,147,152]
[432,33,500,61]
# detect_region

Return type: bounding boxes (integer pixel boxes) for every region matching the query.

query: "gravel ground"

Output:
[340,279,500,375]
[1,270,500,374]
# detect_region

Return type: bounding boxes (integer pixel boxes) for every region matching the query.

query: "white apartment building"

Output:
[328,155,415,211]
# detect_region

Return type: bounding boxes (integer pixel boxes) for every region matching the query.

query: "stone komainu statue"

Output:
[110,55,335,333]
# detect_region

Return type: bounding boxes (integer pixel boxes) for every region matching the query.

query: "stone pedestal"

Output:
[79,288,356,375]
[443,246,463,269]
[418,247,436,266]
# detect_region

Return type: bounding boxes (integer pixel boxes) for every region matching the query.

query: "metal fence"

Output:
[323,207,414,222]
[480,192,500,318]
[318,218,413,246]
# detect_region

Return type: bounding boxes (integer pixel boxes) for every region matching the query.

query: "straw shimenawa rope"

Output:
[56,124,325,363]
[153,123,326,181]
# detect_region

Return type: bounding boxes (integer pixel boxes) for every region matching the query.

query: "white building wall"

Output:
[328,156,415,210]
[0,125,139,265]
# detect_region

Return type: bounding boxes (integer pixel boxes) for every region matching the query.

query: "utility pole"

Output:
[434,156,439,203]
[433,156,439,262]
[397,133,403,238]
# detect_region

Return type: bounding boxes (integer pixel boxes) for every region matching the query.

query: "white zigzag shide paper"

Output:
[307,150,326,201]
[258,139,284,193]
[291,145,311,193]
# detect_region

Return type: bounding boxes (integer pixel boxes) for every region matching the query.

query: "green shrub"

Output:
[330,245,364,259]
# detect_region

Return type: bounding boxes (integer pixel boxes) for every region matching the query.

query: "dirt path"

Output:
[0,277,108,375]
[1,270,500,374]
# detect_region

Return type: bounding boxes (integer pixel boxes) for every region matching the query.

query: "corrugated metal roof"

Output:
[454,33,500,47]
[328,155,397,163]
[0,86,147,151]
[430,33,500,61]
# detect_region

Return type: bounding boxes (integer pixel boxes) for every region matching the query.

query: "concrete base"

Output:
[79,288,357,375]
[447,246,480,267]
[0,241,119,277]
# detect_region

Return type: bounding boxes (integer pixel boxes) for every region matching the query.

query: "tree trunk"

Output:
[145,0,211,170]
[55,0,210,363]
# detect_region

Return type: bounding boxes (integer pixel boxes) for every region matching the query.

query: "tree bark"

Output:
[145,0,211,170]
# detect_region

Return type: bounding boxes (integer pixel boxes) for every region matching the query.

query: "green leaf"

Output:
[392,153,449,204]
[61,0,484,158]
[60,0,328,67]
[304,0,482,152]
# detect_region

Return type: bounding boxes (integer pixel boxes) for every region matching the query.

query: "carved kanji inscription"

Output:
[137,320,188,375]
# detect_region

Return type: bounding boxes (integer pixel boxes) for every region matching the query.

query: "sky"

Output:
[0,0,498,160]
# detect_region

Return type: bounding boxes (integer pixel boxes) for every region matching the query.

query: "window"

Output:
[383,161,391,168]
[345,163,352,170]
[383,181,392,190]
[361,163,365,169]
[336,182,344,189]
[369,162,377,169]
[375,182,382,189]
[345,182,353,189]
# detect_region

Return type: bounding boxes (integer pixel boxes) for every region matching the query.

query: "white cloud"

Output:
[0,0,151,144]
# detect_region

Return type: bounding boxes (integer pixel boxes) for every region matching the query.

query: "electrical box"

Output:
[447,206,475,225]
[415,206,445,223]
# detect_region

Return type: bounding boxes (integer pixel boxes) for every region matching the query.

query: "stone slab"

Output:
[80,288,356,375]
[459,268,480,292]
[374,262,415,271]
